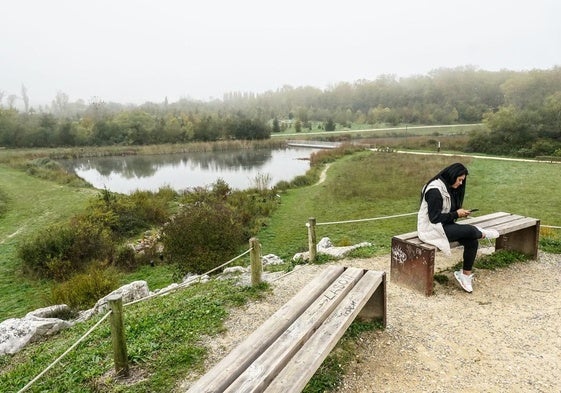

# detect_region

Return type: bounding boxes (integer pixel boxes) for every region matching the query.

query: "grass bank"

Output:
[0,164,98,320]
[258,151,561,259]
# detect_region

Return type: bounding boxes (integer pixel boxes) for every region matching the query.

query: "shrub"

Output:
[48,264,120,310]
[89,188,173,238]
[161,200,245,275]
[22,157,91,187]
[113,244,140,271]
[18,218,115,280]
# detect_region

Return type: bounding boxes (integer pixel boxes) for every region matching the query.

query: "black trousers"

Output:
[443,223,482,271]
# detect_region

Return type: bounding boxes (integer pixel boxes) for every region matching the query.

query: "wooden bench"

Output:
[391,211,540,296]
[186,265,386,393]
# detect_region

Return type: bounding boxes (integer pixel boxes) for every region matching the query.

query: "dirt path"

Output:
[181,249,561,392]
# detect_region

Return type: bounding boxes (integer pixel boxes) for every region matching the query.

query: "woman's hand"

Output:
[457,208,471,218]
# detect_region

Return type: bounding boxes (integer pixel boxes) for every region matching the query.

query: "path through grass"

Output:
[0,165,97,319]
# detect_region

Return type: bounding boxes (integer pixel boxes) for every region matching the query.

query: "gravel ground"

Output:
[181,249,561,392]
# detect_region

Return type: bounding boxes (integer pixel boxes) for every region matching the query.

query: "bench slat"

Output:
[186,265,346,393]
[223,267,366,393]
[265,270,384,392]
[394,212,539,247]
[488,217,540,234]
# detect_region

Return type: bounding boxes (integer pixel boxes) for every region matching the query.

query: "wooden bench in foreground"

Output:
[391,211,540,296]
[187,265,386,393]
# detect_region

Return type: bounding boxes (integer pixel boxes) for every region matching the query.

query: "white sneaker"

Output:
[454,270,473,293]
[477,226,499,239]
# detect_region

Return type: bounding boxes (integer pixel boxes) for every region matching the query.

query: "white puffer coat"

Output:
[417,179,452,255]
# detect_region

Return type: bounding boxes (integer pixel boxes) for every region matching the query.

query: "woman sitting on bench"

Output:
[417,162,498,293]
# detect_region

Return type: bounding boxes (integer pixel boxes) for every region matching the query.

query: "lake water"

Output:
[63,147,320,194]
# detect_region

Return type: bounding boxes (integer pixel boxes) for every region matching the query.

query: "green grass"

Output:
[0,279,268,392]
[0,164,99,320]
[1,147,560,392]
[258,152,561,261]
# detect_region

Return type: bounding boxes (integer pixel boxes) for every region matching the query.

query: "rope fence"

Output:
[17,239,261,393]
[306,212,561,263]
[18,312,111,393]
[311,212,418,227]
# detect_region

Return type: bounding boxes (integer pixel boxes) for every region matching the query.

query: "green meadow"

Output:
[1,149,560,392]
[258,151,561,259]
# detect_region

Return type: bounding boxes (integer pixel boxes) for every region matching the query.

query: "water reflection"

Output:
[63,147,318,194]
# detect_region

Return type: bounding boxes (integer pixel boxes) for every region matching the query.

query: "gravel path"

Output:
[181,249,561,392]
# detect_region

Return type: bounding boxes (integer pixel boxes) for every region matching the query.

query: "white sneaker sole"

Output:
[454,271,473,293]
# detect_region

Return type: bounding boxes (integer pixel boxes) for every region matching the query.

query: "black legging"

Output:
[443,223,482,271]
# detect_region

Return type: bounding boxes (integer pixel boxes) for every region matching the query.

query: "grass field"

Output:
[0,165,98,320]
[257,151,561,259]
[1,148,560,392]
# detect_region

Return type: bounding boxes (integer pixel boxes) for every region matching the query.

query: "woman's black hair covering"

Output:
[421,162,469,207]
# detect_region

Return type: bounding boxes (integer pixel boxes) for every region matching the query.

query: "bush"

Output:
[113,244,140,271]
[161,200,245,275]
[48,264,120,310]
[18,218,115,280]
[89,188,173,238]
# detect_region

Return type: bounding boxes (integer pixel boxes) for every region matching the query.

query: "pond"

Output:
[62,146,320,194]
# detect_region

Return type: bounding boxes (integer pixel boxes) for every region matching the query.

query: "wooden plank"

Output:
[186,265,346,393]
[223,267,366,393]
[393,230,420,241]
[491,217,539,234]
[396,213,538,247]
[461,211,510,226]
[265,271,385,393]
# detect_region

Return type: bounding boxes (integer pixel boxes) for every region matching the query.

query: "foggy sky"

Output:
[1,0,560,107]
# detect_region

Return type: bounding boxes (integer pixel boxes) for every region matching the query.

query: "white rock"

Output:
[0,306,73,355]
[223,266,247,274]
[262,254,284,266]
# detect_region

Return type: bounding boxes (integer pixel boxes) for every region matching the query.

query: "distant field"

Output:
[271,123,485,138]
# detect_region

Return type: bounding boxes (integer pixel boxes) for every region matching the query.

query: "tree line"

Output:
[1,66,561,156]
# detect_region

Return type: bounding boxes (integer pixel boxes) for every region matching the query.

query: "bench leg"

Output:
[391,237,435,296]
[495,222,540,260]
[357,271,387,328]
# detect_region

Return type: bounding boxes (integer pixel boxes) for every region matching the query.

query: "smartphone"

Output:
[469,209,479,213]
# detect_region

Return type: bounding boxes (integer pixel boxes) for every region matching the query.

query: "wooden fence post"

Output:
[308,217,317,263]
[250,237,262,286]
[108,295,129,377]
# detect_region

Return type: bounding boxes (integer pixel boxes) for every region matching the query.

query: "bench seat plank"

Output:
[186,265,346,393]
[223,267,366,393]
[265,270,385,392]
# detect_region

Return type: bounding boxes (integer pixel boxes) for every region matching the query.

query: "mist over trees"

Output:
[1,66,561,157]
